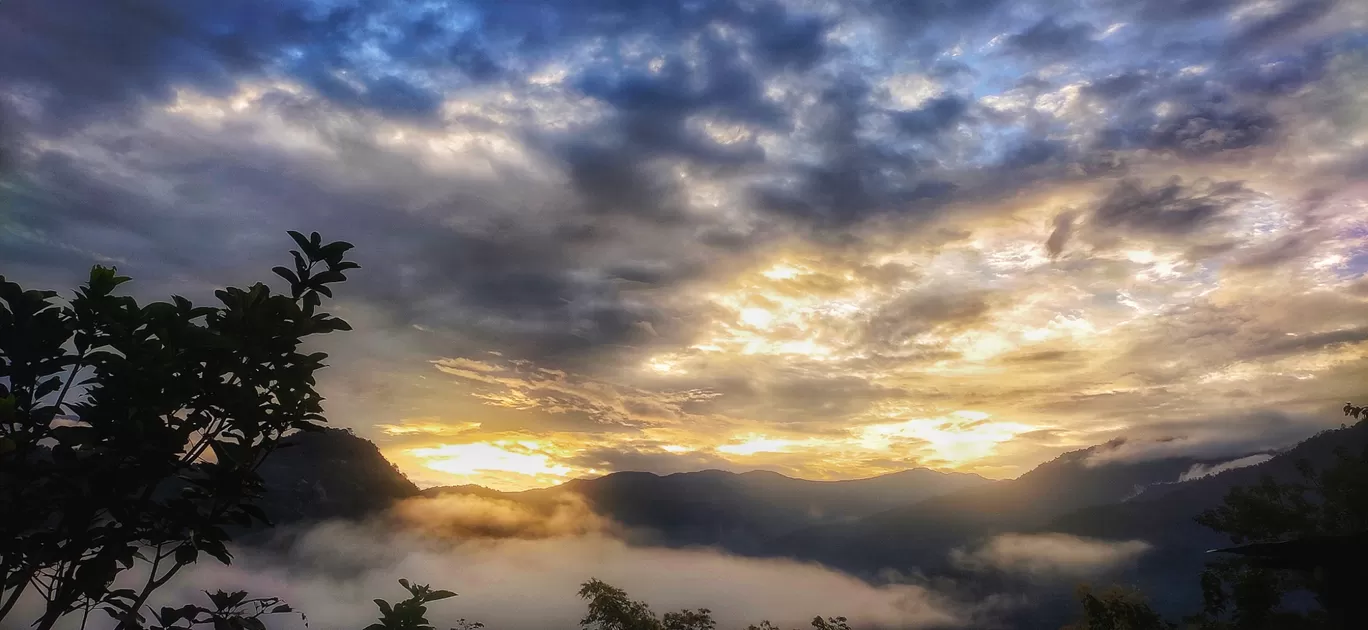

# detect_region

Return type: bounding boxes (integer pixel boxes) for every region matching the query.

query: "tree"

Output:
[577,578,682,630]
[1063,585,1174,630]
[141,589,301,630]
[579,580,846,630]
[366,579,481,630]
[0,231,357,629]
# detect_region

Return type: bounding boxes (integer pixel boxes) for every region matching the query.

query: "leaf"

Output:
[272,266,300,286]
[271,605,293,614]
[318,241,355,261]
[176,544,199,566]
[428,590,457,601]
[287,231,311,253]
[160,606,183,626]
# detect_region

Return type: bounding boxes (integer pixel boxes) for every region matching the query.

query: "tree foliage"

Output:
[366,579,479,630]
[1064,585,1174,630]
[577,579,847,630]
[0,231,357,629]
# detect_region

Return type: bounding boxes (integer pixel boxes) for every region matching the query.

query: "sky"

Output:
[2,0,1366,491]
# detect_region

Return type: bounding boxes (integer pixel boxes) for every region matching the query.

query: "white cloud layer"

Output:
[950,533,1151,578]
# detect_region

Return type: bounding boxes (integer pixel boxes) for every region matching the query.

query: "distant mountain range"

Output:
[254,418,1368,625]
[425,466,990,553]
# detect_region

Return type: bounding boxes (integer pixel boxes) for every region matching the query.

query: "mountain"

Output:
[1041,420,1368,616]
[256,427,420,524]
[767,442,1248,575]
[427,467,991,553]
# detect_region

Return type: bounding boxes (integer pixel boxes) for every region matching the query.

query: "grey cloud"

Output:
[754,79,961,226]
[1045,211,1076,258]
[862,290,997,352]
[1089,177,1249,236]
[950,533,1151,578]
[1146,107,1277,156]
[1083,410,1324,465]
[894,95,971,137]
[1231,233,1320,269]
[869,0,1007,32]
[1226,0,1337,54]
[1004,17,1096,59]
[1248,327,1368,360]
[1083,73,1149,99]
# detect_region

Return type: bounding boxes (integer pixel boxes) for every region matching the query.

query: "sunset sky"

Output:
[3,0,1366,490]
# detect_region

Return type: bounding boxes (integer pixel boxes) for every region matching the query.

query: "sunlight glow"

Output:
[859,412,1034,464]
[411,442,574,478]
[717,436,802,456]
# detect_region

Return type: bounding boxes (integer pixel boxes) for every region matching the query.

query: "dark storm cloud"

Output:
[1230,233,1320,269]
[1243,327,1368,360]
[1045,212,1076,258]
[0,0,468,128]
[862,291,998,352]
[1225,0,1337,54]
[1089,178,1250,235]
[893,96,971,137]
[1147,108,1278,156]
[869,0,1007,32]
[1083,73,1149,100]
[753,79,966,226]
[1004,17,1096,59]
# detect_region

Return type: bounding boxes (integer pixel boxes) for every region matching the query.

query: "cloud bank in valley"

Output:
[159,524,968,630]
[950,533,1151,578]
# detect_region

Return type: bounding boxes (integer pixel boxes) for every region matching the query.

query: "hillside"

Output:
[256,427,421,524]
[1039,419,1368,616]
[767,442,1252,575]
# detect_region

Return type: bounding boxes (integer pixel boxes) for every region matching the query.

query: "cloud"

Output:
[1004,18,1096,59]
[1177,453,1275,482]
[1081,411,1318,466]
[950,533,1151,578]
[1045,211,1075,258]
[389,494,613,540]
[5,0,1368,488]
[143,520,966,630]
[1088,177,1250,236]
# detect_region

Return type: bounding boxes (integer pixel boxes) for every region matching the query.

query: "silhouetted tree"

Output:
[579,579,847,630]
[1063,585,1174,630]
[366,579,482,630]
[140,589,301,630]
[578,579,703,630]
[0,232,358,629]
[745,617,850,630]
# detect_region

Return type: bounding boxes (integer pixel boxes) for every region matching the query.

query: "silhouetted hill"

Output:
[256,427,420,524]
[768,442,1244,574]
[428,467,990,553]
[1042,419,1368,617]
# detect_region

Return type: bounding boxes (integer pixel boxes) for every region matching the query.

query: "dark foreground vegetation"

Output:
[2,235,1364,629]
